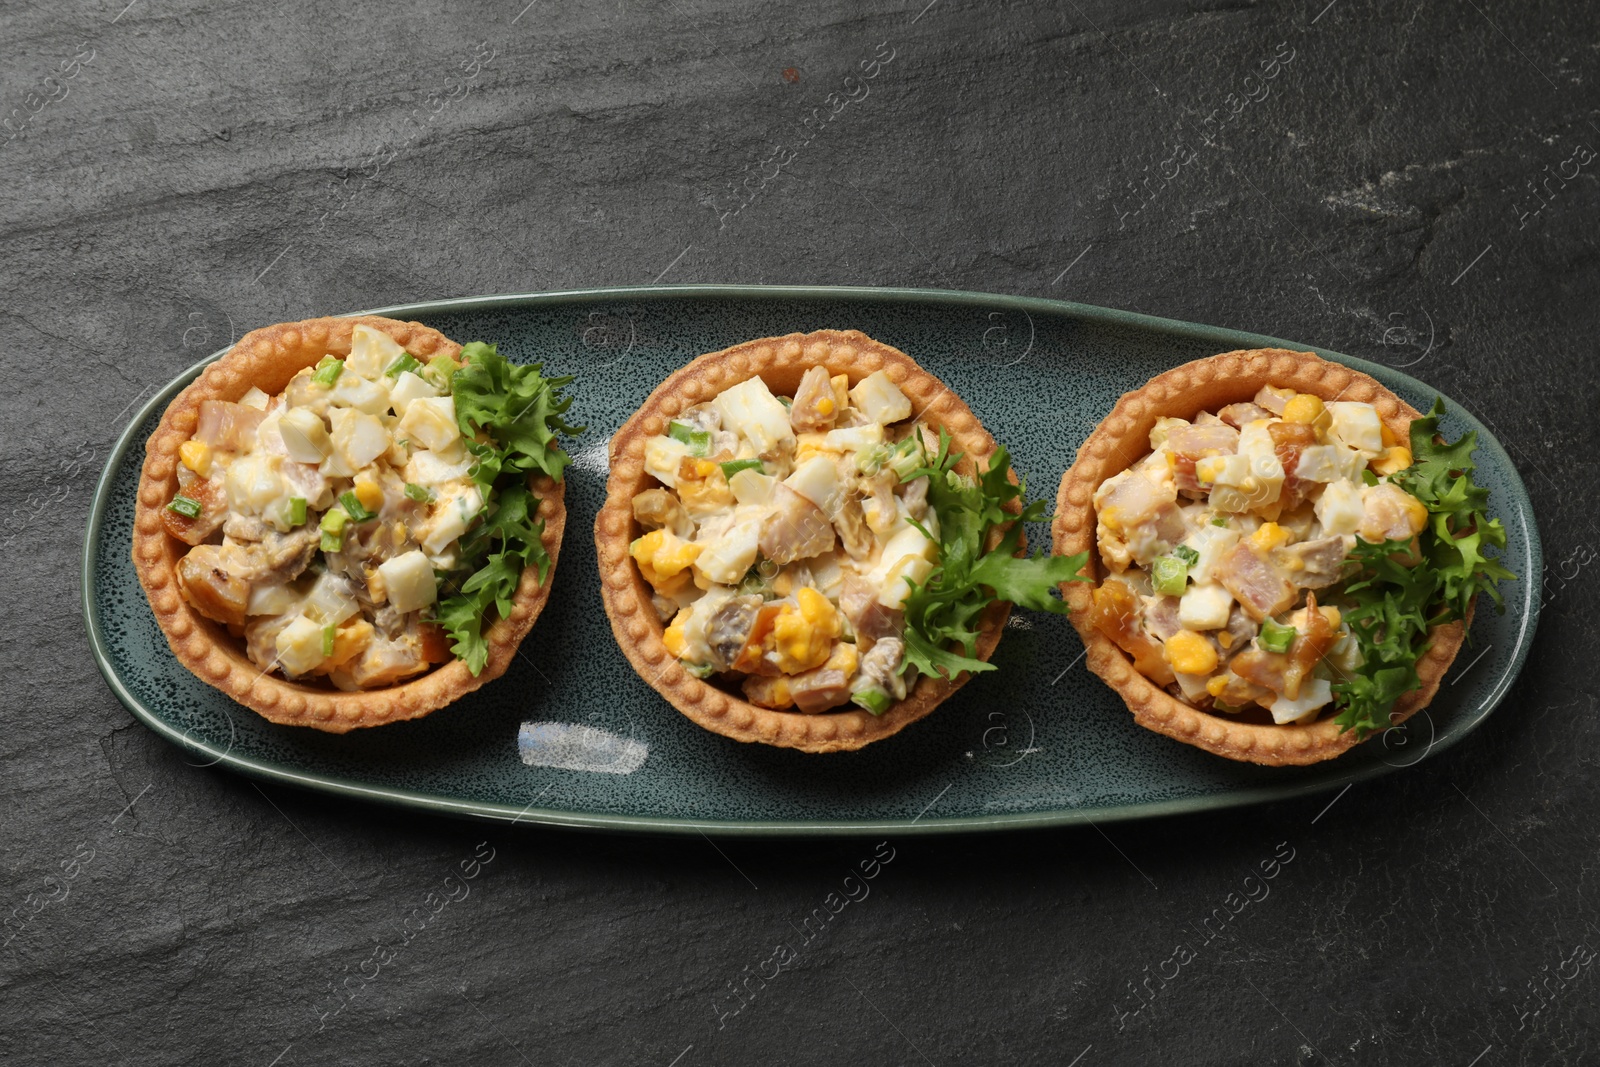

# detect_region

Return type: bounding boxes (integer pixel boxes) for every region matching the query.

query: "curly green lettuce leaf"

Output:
[899,431,1089,681]
[431,343,580,675]
[1330,398,1516,736]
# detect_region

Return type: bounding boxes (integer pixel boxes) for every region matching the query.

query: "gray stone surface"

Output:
[2,0,1597,1063]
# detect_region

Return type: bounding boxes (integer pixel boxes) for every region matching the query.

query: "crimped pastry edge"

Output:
[595,329,1013,753]
[131,315,566,733]
[1050,347,1469,766]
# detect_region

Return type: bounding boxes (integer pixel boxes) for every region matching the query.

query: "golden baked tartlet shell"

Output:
[131,315,566,733]
[1051,348,1469,766]
[596,329,1012,753]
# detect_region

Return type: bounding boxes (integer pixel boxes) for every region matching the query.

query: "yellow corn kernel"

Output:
[1250,522,1291,552]
[1216,631,1234,650]
[393,521,408,543]
[663,610,690,659]
[829,374,850,415]
[1371,446,1413,477]
[1282,393,1331,432]
[1206,674,1230,697]
[771,588,840,674]
[817,395,835,416]
[1402,494,1429,536]
[630,529,701,589]
[354,476,385,512]
[825,641,858,677]
[179,440,212,476]
[1164,629,1219,675]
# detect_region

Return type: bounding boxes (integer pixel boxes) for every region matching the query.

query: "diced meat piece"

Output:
[1169,423,1240,498]
[161,475,228,546]
[855,636,908,702]
[676,404,721,434]
[632,488,694,538]
[650,594,678,623]
[832,494,873,560]
[223,514,269,542]
[194,400,264,451]
[1218,602,1258,662]
[789,366,838,432]
[1253,385,1296,415]
[279,460,330,509]
[176,545,250,626]
[343,632,429,688]
[244,615,291,670]
[1359,483,1427,544]
[841,574,904,649]
[898,475,929,518]
[1099,469,1173,530]
[1274,535,1350,589]
[706,595,765,672]
[790,665,853,713]
[1217,402,1274,429]
[1214,657,1280,706]
[742,675,794,709]
[730,603,785,676]
[1268,422,1317,511]
[1088,578,1175,686]
[1214,542,1296,621]
[759,483,835,564]
[1144,595,1183,641]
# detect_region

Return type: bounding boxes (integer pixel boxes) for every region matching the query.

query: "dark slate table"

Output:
[4,1,1596,1063]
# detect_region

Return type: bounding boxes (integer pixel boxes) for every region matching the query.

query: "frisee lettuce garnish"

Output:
[899,429,1089,680]
[1329,398,1515,737]
[430,342,581,675]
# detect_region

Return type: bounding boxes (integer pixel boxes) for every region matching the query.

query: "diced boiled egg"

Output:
[419,485,483,555]
[304,572,361,625]
[713,377,794,455]
[1178,582,1234,631]
[784,455,843,516]
[274,615,328,676]
[378,550,438,614]
[346,323,407,379]
[397,396,459,452]
[278,407,331,464]
[1328,402,1383,457]
[388,370,439,417]
[247,583,300,616]
[330,408,390,470]
[643,436,692,488]
[239,386,271,410]
[1314,479,1363,537]
[405,447,474,489]
[692,517,761,586]
[848,371,912,425]
[1267,676,1333,724]
[224,453,284,512]
[1180,523,1240,583]
[328,372,391,416]
[869,523,937,608]
[727,468,775,506]
[823,423,884,453]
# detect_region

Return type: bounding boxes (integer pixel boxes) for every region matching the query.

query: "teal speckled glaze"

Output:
[84,286,1542,836]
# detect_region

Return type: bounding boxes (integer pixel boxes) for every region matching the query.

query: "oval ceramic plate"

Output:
[84,287,1541,836]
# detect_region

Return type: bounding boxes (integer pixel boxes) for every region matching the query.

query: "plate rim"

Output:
[83,284,1543,836]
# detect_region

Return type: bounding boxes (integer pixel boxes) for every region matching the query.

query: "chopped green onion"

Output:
[1151,554,1189,596]
[287,497,308,526]
[1259,618,1296,654]
[385,352,423,378]
[683,661,715,679]
[319,508,349,552]
[719,459,764,479]
[339,491,377,523]
[667,420,712,456]
[1361,468,1379,487]
[1212,699,1241,713]
[887,436,925,483]
[166,495,202,519]
[777,396,792,409]
[856,443,891,474]
[1211,514,1229,527]
[423,354,459,390]
[321,624,336,656]
[404,482,435,503]
[1173,544,1200,567]
[852,688,891,716]
[311,356,344,388]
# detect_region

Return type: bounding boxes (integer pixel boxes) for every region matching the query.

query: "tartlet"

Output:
[595,330,1030,754]
[132,315,567,733]
[1052,348,1473,766]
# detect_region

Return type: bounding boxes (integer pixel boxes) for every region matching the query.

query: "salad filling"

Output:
[162,325,576,689]
[629,365,1083,715]
[1087,386,1511,734]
